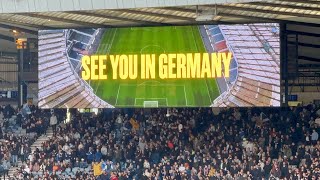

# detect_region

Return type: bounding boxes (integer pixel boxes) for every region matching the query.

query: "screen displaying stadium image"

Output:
[38,23,280,108]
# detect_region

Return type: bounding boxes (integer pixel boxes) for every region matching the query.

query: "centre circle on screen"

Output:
[38,24,281,108]
[140,45,166,54]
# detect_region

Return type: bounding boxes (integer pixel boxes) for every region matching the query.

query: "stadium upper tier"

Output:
[211,23,281,107]
[38,29,114,108]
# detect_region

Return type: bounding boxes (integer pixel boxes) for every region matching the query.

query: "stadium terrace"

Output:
[81,52,232,80]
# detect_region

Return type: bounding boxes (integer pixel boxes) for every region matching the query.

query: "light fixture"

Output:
[195,5,218,22]
[195,14,217,22]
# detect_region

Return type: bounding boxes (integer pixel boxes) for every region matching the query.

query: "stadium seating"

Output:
[2,105,318,179]
[38,30,113,109]
[69,32,91,44]
[76,29,96,35]
[206,24,281,107]
[0,105,52,179]
[204,25,237,85]
[0,56,18,83]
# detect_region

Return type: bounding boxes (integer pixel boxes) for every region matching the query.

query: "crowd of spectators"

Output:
[0,104,65,179]
[1,103,317,180]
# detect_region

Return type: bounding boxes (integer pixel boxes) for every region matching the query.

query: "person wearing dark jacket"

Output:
[280,161,290,179]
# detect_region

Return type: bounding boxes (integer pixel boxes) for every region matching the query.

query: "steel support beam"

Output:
[0,34,14,42]
[286,30,320,37]
[299,64,320,68]
[19,13,107,28]
[18,46,24,107]
[288,41,320,49]
[288,83,320,86]
[117,9,195,22]
[162,7,272,24]
[280,23,288,106]
[250,1,320,12]
[0,51,17,57]
[217,11,278,22]
[281,0,320,5]
[215,4,320,19]
[0,23,37,35]
[298,56,320,63]
[0,61,17,65]
[165,7,197,14]
[69,11,170,26]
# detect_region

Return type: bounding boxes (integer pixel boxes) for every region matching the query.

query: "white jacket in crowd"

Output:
[50,115,58,126]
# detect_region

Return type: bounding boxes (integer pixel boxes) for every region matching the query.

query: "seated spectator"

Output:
[99,171,108,180]
[95,149,102,162]
[6,104,320,179]
[32,162,40,172]
[0,105,52,178]
[87,147,95,163]
[52,163,60,172]
[74,158,81,167]
[79,158,88,168]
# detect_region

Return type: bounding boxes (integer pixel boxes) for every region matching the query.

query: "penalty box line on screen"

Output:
[134,98,168,107]
[115,84,187,106]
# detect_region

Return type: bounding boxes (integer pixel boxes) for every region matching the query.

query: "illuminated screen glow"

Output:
[38,24,280,108]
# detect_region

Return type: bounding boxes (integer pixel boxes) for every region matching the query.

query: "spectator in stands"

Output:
[3,104,320,179]
[98,170,108,180]
[50,113,58,135]
[312,129,319,144]
[1,158,10,178]
[0,104,57,179]
[93,160,103,177]
[11,143,19,167]
[3,104,14,119]
[32,162,40,172]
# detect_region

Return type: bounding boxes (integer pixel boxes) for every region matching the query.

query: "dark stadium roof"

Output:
[0,1,318,65]
[0,1,320,32]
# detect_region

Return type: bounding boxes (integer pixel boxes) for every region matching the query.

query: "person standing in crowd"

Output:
[50,113,58,135]
[11,143,18,167]
[93,160,103,177]
[311,129,319,145]
[1,158,10,179]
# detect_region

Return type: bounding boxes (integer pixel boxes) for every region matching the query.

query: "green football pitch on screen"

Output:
[89,26,220,107]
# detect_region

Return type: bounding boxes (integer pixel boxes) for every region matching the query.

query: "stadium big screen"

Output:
[38,23,280,108]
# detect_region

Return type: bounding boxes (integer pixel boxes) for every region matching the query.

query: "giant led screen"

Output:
[38,23,280,108]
